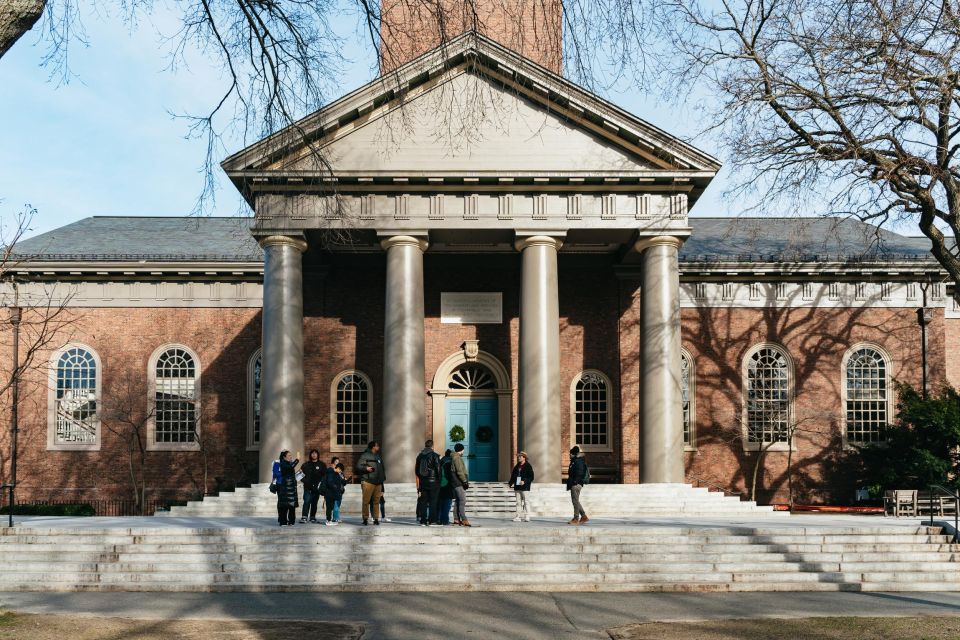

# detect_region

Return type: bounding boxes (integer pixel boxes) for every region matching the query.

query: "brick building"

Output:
[0,27,954,508]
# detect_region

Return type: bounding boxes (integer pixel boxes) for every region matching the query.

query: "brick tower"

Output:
[379,0,563,73]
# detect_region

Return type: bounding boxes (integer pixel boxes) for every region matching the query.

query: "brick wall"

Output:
[379,0,562,73]
[681,306,941,504]
[0,263,946,507]
[0,307,261,505]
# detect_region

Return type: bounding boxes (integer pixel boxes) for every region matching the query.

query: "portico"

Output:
[224,33,719,485]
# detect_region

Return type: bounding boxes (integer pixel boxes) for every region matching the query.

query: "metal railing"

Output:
[927,485,960,543]
[690,476,747,501]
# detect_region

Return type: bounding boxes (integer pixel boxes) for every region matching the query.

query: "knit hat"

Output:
[454,443,465,452]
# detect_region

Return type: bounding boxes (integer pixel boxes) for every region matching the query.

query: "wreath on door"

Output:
[476,426,494,443]
[449,425,466,442]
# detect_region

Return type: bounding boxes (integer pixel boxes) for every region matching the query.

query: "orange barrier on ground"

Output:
[772,504,884,514]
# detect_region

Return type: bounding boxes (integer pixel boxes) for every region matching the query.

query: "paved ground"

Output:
[6,513,953,531]
[3,592,960,639]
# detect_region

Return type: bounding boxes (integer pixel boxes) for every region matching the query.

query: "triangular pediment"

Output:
[223,33,720,191]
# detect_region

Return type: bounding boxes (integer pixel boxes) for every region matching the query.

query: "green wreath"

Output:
[449,425,466,443]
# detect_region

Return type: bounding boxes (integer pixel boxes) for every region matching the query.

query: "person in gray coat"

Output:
[451,443,471,526]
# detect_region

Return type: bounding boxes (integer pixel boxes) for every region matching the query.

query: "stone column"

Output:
[380,235,428,481]
[258,234,307,483]
[636,235,685,484]
[516,234,563,483]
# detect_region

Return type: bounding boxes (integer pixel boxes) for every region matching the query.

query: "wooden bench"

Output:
[918,491,959,517]
[883,490,917,517]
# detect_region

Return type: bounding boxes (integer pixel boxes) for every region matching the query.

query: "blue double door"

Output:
[445,397,498,481]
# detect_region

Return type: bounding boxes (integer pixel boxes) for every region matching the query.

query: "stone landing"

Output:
[1,518,957,592]
[159,483,784,519]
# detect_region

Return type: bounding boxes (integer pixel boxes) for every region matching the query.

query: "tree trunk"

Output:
[750,442,775,503]
[0,0,46,59]
[787,441,795,512]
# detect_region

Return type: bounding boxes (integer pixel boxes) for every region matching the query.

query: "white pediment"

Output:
[278,71,656,174]
[224,32,720,196]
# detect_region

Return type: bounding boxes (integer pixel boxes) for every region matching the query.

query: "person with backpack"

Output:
[276,449,300,526]
[566,446,589,525]
[415,439,442,526]
[332,463,346,522]
[299,449,326,523]
[451,443,471,526]
[355,441,385,525]
[509,451,535,522]
[438,449,454,525]
[322,462,345,526]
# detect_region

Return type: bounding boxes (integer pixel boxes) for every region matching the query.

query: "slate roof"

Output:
[12,216,263,262]
[680,217,934,263]
[10,215,937,265]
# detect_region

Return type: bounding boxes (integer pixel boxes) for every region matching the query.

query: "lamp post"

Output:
[917,306,933,400]
[6,281,20,528]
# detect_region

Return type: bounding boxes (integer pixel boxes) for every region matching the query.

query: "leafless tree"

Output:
[710,405,837,507]
[0,2,654,211]
[0,206,75,414]
[101,373,154,515]
[654,0,960,287]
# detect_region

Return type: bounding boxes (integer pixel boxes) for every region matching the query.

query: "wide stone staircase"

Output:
[1,523,957,592]
[159,482,784,519]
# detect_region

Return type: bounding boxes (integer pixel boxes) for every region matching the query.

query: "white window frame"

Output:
[147,344,201,452]
[47,343,102,451]
[571,369,613,453]
[681,348,696,450]
[247,348,262,451]
[741,343,794,452]
[330,369,373,453]
[841,343,893,448]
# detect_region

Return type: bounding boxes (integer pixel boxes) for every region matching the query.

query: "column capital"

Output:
[379,234,429,252]
[514,234,565,252]
[634,234,685,253]
[259,234,308,253]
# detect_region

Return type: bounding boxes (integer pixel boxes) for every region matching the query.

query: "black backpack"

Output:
[416,452,431,479]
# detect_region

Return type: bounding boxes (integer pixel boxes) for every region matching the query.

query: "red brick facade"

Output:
[0,255,945,507]
[379,0,562,73]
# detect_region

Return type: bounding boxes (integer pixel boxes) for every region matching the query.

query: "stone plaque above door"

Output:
[440,292,502,324]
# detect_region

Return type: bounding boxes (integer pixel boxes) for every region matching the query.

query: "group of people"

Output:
[413,440,472,526]
[271,439,591,527]
[271,449,349,526]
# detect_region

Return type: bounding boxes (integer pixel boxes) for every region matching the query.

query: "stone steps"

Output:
[1,523,957,592]
[159,482,784,518]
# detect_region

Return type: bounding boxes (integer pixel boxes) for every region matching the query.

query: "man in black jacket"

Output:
[415,439,442,525]
[566,446,589,525]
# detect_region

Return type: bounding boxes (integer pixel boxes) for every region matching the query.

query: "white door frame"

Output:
[429,350,513,482]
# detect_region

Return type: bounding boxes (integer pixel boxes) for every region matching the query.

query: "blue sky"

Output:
[0,3,742,240]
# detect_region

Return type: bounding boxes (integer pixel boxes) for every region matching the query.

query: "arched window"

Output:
[681,350,695,447]
[247,349,262,449]
[448,364,496,391]
[48,344,100,450]
[572,370,612,451]
[149,345,200,450]
[843,345,890,444]
[331,370,372,452]
[743,345,792,448]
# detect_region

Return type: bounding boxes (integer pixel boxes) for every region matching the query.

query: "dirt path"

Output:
[609,616,960,640]
[0,612,363,640]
